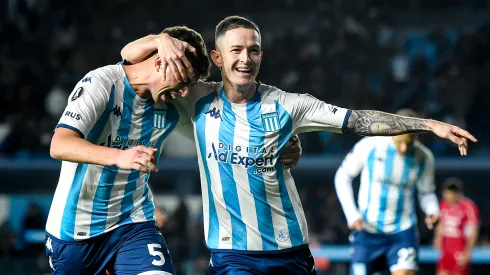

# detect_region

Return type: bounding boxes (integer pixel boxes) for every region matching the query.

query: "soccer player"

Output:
[121,16,476,275]
[435,178,480,275]
[334,109,440,275]
[45,26,211,275]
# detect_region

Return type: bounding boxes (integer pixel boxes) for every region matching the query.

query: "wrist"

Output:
[109,148,122,167]
[425,119,436,132]
[153,33,169,48]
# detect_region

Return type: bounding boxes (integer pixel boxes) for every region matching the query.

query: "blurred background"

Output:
[1,0,490,274]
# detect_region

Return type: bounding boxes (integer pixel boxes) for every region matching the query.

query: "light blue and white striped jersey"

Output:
[339,137,435,234]
[46,64,180,241]
[176,82,351,252]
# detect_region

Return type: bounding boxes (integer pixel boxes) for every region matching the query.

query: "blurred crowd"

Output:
[1,0,490,159]
[1,0,490,274]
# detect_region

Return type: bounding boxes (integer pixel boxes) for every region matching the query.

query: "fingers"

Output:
[161,62,168,81]
[133,146,159,173]
[181,56,195,80]
[182,41,196,55]
[168,60,182,82]
[455,127,478,143]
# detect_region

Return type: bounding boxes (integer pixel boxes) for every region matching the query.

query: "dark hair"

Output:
[160,26,211,80]
[215,16,261,42]
[443,177,464,193]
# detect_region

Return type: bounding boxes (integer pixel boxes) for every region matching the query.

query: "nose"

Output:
[239,50,251,63]
[399,143,407,154]
[179,86,189,97]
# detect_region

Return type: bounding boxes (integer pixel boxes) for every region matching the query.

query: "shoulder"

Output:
[174,81,218,115]
[350,137,381,155]
[75,65,123,94]
[462,197,478,210]
[414,140,434,162]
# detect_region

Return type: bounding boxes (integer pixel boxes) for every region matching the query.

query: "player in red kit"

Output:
[434,178,480,275]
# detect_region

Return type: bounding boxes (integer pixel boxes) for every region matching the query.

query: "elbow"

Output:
[50,137,65,160]
[120,47,129,61]
[50,144,63,160]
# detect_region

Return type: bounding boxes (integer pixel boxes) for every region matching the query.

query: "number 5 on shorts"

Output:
[147,244,165,266]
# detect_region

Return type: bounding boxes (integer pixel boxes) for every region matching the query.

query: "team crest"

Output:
[261,112,280,132]
[153,109,167,129]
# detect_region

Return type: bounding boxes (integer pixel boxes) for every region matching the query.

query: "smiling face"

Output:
[212,27,262,88]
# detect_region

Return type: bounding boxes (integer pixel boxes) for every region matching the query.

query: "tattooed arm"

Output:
[346,110,478,156]
[346,110,430,136]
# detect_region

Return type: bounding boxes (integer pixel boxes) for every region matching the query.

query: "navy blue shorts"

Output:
[350,227,419,275]
[209,246,316,275]
[45,221,174,275]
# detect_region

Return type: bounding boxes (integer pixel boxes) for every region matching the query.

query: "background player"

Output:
[334,109,440,275]
[435,178,480,275]
[46,26,211,275]
[121,16,476,275]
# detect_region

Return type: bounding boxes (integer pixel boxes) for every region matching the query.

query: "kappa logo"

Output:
[112,105,121,117]
[205,107,222,120]
[45,237,53,252]
[81,77,92,83]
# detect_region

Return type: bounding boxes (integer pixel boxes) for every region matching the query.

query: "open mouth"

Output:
[235,67,252,75]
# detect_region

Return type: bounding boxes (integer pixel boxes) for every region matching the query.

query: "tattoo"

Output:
[347,110,430,136]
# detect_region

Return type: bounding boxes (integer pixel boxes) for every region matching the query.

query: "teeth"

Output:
[236,68,251,73]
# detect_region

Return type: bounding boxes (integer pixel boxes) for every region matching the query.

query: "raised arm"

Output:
[121,33,196,82]
[346,110,477,156]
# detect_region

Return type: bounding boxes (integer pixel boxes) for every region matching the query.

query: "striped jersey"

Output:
[175,82,351,253]
[46,64,180,241]
[339,136,435,234]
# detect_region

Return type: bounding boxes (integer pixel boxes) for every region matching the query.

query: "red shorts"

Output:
[437,252,470,275]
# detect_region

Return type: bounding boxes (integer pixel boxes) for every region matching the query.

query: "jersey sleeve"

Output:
[464,200,480,226]
[338,137,375,178]
[280,93,351,134]
[56,75,111,138]
[416,150,436,194]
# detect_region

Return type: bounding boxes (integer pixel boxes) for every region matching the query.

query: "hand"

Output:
[456,250,470,267]
[115,146,158,173]
[279,135,302,169]
[425,215,439,230]
[154,33,196,82]
[426,120,477,156]
[351,219,364,232]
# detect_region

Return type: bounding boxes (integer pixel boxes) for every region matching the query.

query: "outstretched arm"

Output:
[346,110,477,156]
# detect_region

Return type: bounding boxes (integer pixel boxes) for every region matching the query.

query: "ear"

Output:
[211,50,222,68]
[154,56,162,72]
[260,51,264,60]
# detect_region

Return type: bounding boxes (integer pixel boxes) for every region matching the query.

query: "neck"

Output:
[122,64,153,99]
[222,76,257,104]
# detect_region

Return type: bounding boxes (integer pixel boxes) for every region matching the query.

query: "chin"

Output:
[233,77,254,87]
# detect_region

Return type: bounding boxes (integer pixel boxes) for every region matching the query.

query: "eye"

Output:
[231,49,241,53]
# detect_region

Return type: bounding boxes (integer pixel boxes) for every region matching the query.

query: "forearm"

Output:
[121,35,158,64]
[50,135,120,166]
[347,110,434,136]
[465,227,479,253]
[334,168,361,226]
